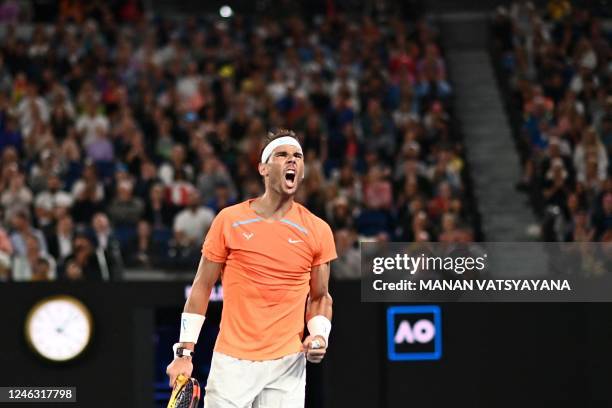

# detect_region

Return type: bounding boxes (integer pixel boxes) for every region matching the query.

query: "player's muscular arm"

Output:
[304,262,333,363]
[306,262,333,321]
[180,255,224,351]
[167,255,223,386]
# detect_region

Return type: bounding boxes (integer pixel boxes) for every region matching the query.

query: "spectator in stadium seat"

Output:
[395,196,425,241]
[416,43,451,100]
[303,170,327,219]
[9,210,47,257]
[600,114,612,156]
[539,138,574,182]
[197,157,237,205]
[85,125,114,163]
[395,153,429,194]
[572,211,595,242]
[31,258,52,282]
[172,190,214,253]
[330,163,363,208]
[63,259,84,281]
[159,144,194,185]
[153,117,174,161]
[108,179,144,228]
[363,165,393,211]
[49,92,75,143]
[133,159,160,201]
[543,159,571,207]
[166,168,196,209]
[301,112,327,158]
[580,156,605,202]
[592,192,612,241]
[0,111,22,155]
[331,229,360,280]
[15,83,49,138]
[123,130,149,176]
[412,210,432,241]
[327,196,355,232]
[45,214,74,266]
[1,171,32,221]
[58,136,83,189]
[34,173,73,229]
[438,212,472,242]
[63,234,102,281]
[90,213,123,280]
[427,149,462,190]
[427,181,453,220]
[394,84,420,126]
[574,127,608,182]
[0,146,18,174]
[206,182,237,214]
[549,192,584,242]
[12,233,55,281]
[75,100,109,148]
[124,220,155,268]
[423,100,450,143]
[438,212,458,242]
[0,55,13,93]
[361,99,396,159]
[143,183,174,230]
[71,162,104,224]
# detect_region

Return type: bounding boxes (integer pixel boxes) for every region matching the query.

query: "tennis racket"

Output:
[167,374,201,408]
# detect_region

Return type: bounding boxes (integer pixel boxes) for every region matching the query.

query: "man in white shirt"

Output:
[158,144,194,185]
[34,174,73,228]
[75,101,109,147]
[15,83,49,136]
[173,190,215,249]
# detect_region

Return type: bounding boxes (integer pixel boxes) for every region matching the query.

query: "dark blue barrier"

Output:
[0,282,611,407]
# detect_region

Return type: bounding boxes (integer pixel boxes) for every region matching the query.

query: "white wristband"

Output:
[179,313,205,343]
[172,342,194,358]
[307,315,331,346]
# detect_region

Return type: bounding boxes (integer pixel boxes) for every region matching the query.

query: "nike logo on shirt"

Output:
[288,238,303,244]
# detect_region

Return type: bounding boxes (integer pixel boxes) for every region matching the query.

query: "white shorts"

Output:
[203,351,306,408]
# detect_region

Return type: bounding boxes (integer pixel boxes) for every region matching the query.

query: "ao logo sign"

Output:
[394,319,436,344]
[387,305,442,361]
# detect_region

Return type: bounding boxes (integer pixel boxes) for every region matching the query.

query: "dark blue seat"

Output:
[152,227,172,244]
[113,225,137,246]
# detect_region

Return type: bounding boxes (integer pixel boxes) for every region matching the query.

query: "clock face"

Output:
[25,296,93,362]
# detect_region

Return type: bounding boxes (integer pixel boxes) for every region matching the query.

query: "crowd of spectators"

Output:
[493,0,612,242]
[0,0,478,282]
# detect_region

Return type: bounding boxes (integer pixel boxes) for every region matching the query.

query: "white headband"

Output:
[261,136,303,163]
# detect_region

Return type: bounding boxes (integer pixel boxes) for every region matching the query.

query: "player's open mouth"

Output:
[284,170,296,188]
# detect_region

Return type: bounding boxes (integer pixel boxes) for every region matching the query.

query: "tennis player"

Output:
[166,129,337,407]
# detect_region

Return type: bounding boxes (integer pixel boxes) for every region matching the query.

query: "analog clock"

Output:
[25,295,93,362]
